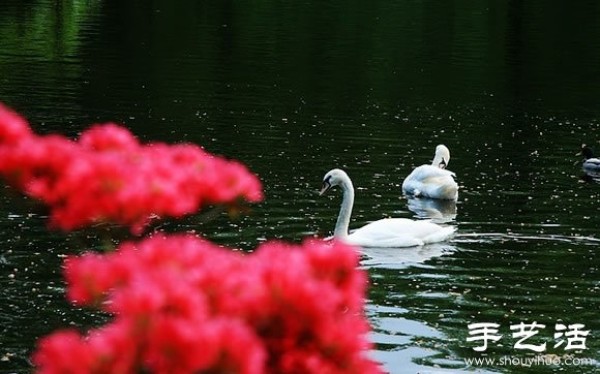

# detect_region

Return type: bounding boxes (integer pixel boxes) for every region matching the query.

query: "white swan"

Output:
[402,144,459,200]
[320,169,456,248]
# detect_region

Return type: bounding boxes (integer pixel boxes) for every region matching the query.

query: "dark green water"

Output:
[1,1,600,373]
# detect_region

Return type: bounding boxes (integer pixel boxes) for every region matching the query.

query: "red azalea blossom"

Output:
[0,103,32,145]
[79,123,140,152]
[33,235,382,374]
[0,104,263,233]
[86,321,139,374]
[2,104,380,374]
[64,252,117,306]
[32,330,96,374]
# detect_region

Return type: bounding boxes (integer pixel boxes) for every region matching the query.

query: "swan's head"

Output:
[319,168,349,195]
[432,144,451,169]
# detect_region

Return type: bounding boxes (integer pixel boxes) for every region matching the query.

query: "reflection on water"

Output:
[366,233,600,373]
[360,243,456,270]
[405,197,457,223]
[580,172,600,184]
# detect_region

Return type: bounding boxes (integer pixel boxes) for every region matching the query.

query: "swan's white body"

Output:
[320,169,455,248]
[402,145,458,200]
[402,165,458,200]
[345,217,456,247]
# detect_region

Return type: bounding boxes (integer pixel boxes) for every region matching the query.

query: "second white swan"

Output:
[402,144,459,200]
[320,169,455,248]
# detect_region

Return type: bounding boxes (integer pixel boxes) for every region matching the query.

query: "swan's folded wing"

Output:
[419,176,459,199]
[402,165,458,200]
[405,165,456,181]
[347,218,455,248]
[421,225,456,244]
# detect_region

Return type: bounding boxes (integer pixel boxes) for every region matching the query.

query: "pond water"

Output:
[2,1,600,373]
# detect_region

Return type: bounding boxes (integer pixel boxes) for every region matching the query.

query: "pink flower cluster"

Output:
[33,235,381,374]
[0,104,263,233]
[0,104,380,373]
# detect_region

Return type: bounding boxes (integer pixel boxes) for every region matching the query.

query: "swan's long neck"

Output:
[334,177,354,238]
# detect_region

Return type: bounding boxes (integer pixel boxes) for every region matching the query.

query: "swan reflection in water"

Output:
[405,196,457,223]
[359,242,456,270]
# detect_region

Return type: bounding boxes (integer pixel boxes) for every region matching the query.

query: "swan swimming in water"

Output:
[402,144,459,200]
[320,169,456,248]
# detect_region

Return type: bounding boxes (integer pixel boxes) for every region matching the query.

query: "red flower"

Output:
[143,317,265,374]
[32,330,95,374]
[86,321,139,374]
[1,102,382,374]
[0,104,263,233]
[64,252,120,306]
[0,103,32,145]
[79,123,140,152]
[35,235,382,374]
[108,272,210,320]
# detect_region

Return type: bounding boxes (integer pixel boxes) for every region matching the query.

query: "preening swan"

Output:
[402,144,459,200]
[320,169,455,248]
